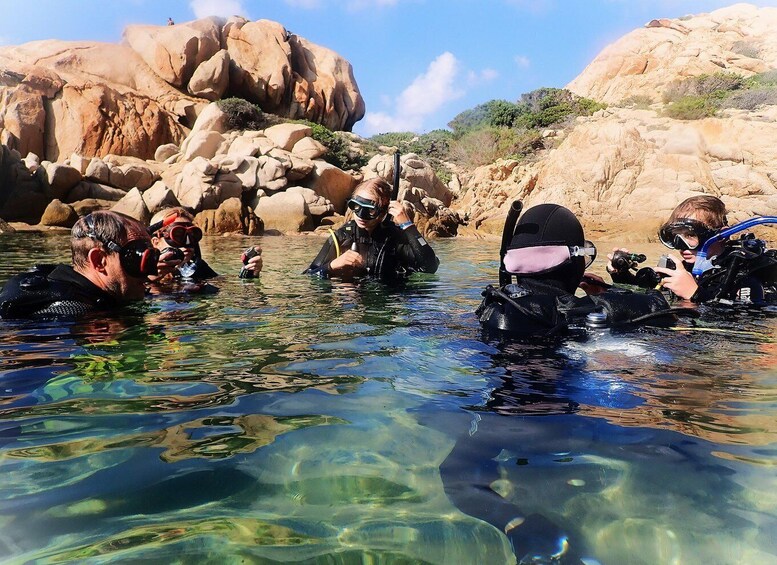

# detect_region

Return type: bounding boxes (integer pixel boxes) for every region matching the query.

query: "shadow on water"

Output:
[0,235,776,563]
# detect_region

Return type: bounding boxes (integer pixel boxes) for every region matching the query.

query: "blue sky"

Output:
[2,1,777,136]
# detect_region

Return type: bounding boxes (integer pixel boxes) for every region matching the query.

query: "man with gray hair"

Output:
[0,211,159,319]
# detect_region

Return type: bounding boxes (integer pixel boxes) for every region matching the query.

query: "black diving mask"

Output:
[84,214,160,278]
[348,196,385,221]
[658,219,718,251]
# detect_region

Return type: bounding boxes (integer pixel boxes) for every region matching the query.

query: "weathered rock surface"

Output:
[455,106,777,239]
[567,4,777,104]
[0,17,364,162]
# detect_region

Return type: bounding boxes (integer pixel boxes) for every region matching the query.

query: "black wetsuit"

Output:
[304,220,439,281]
[477,278,677,337]
[0,264,118,319]
[610,246,777,305]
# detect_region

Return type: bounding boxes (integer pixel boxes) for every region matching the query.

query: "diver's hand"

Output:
[654,253,698,299]
[243,246,263,276]
[329,250,365,277]
[388,201,411,226]
[153,247,185,279]
[579,272,609,296]
[606,247,630,274]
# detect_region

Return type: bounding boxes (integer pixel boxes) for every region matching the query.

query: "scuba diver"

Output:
[0,211,158,319]
[147,207,263,293]
[606,196,777,305]
[477,201,681,337]
[303,178,439,282]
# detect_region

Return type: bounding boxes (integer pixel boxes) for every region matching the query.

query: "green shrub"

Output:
[303,121,368,171]
[663,72,745,103]
[721,88,777,111]
[664,95,718,120]
[620,94,655,108]
[447,127,543,167]
[217,97,265,131]
[369,131,416,147]
[731,41,761,59]
[747,69,777,87]
[448,99,525,135]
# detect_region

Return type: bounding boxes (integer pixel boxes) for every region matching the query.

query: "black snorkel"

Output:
[692,215,777,276]
[382,151,401,226]
[499,200,523,286]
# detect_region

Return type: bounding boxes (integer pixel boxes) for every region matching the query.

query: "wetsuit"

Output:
[0,264,118,319]
[477,278,677,336]
[610,246,777,305]
[304,220,439,281]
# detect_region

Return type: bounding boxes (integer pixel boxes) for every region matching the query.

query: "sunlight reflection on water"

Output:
[0,233,775,564]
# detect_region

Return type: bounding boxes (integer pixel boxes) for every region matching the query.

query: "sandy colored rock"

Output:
[123,18,221,88]
[255,191,310,233]
[454,106,777,236]
[155,144,180,162]
[0,216,15,233]
[109,162,157,191]
[286,155,315,181]
[40,199,78,227]
[304,161,355,213]
[182,131,225,161]
[188,49,230,101]
[286,186,334,217]
[111,188,151,224]
[23,152,40,172]
[142,180,180,214]
[65,181,127,203]
[567,5,777,104]
[291,136,326,160]
[85,158,112,185]
[71,198,115,216]
[226,19,293,113]
[187,102,230,137]
[45,163,82,200]
[194,197,262,235]
[288,35,366,131]
[264,123,312,151]
[69,153,92,175]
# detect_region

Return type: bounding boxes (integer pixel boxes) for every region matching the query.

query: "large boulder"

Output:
[254,191,310,233]
[264,123,312,151]
[142,180,180,214]
[194,197,262,235]
[111,187,151,224]
[188,49,230,101]
[226,19,293,113]
[0,216,15,233]
[181,130,225,161]
[65,181,127,203]
[39,199,78,227]
[45,163,82,200]
[567,5,777,104]
[123,18,222,88]
[304,161,355,213]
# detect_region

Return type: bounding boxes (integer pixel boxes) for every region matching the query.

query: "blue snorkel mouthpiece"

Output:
[692,215,777,276]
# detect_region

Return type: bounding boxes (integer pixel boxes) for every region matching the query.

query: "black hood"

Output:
[508,204,586,293]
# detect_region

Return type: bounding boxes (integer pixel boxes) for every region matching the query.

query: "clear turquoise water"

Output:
[0,233,776,564]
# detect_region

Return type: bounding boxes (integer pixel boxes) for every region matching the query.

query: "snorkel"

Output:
[692,216,777,276]
[499,200,523,286]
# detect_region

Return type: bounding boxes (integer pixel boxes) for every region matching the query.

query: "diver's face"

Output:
[351,190,385,231]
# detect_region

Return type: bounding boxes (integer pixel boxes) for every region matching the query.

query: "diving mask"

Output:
[658,218,717,251]
[504,240,597,274]
[348,196,385,221]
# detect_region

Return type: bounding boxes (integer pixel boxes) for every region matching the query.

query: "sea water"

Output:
[0,233,775,564]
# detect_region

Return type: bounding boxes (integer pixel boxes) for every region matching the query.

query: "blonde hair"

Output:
[352,178,392,206]
[149,207,196,236]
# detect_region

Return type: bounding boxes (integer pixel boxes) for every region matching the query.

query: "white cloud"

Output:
[362,52,464,135]
[283,0,401,9]
[190,0,247,18]
[514,55,531,68]
[467,68,499,85]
